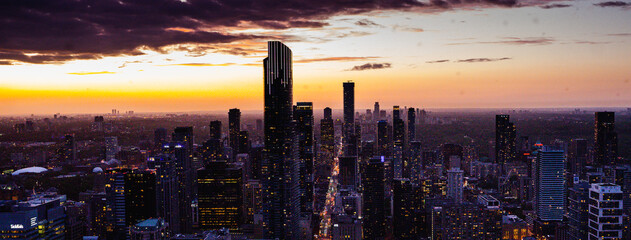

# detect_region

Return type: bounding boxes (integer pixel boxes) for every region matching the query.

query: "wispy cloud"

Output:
[295,56,379,63]
[355,19,383,27]
[540,3,572,9]
[457,57,511,63]
[158,63,237,67]
[426,59,450,63]
[449,37,555,45]
[594,1,631,7]
[347,62,392,71]
[67,71,116,75]
[607,33,631,36]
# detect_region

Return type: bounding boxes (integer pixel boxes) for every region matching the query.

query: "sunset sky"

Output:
[1,0,631,115]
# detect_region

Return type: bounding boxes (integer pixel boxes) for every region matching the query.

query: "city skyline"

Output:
[2,1,631,115]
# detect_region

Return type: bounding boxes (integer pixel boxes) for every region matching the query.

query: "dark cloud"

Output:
[348,62,392,71]
[456,57,511,63]
[0,0,566,64]
[594,1,631,7]
[426,59,450,63]
[355,19,383,27]
[540,3,572,9]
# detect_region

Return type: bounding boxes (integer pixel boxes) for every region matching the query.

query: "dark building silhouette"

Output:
[229,108,241,159]
[163,141,193,233]
[124,170,157,227]
[495,115,516,165]
[343,81,356,156]
[393,106,405,178]
[201,139,223,164]
[393,178,415,239]
[594,112,617,166]
[567,180,590,240]
[105,169,157,239]
[363,157,386,239]
[568,138,588,185]
[147,154,181,233]
[238,130,250,154]
[377,120,391,157]
[339,156,358,190]
[173,127,194,150]
[294,102,314,215]
[408,107,416,142]
[374,102,380,121]
[320,107,335,155]
[61,134,77,163]
[262,41,299,239]
[197,161,243,231]
[441,143,463,170]
[209,120,222,141]
[154,128,167,148]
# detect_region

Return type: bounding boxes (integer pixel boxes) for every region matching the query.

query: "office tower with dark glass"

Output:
[197,161,244,231]
[262,41,299,239]
[377,120,390,157]
[163,141,193,233]
[594,112,618,166]
[373,102,380,121]
[229,108,241,158]
[393,106,405,178]
[147,154,181,233]
[343,81,356,156]
[294,102,314,215]
[495,114,516,165]
[209,120,222,140]
[534,146,565,222]
[408,107,416,142]
[363,157,386,239]
[320,107,335,155]
[124,170,157,227]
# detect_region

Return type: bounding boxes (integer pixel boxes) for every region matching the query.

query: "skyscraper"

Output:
[393,106,405,178]
[263,41,299,239]
[154,128,167,148]
[294,102,314,215]
[567,181,590,240]
[61,134,77,163]
[588,183,623,240]
[173,127,194,151]
[447,167,464,203]
[363,157,386,239]
[408,107,416,142]
[393,178,415,239]
[163,141,193,233]
[229,108,241,159]
[374,102,380,121]
[320,107,335,156]
[495,115,516,165]
[534,146,565,221]
[197,161,244,231]
[339,156,358,190]
[124,170,157,227]
[594,112,618,166]
[147,154,181,233]
[377,120,390,157]
[209,120,222,141]
[343,81,356,156]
